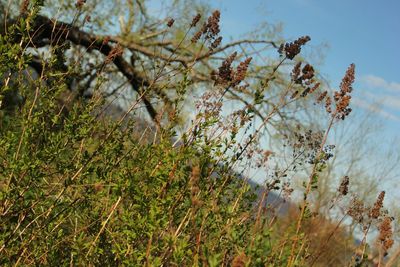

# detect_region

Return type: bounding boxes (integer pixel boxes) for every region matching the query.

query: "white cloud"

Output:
[357,75,400,120]
[360,75,400,92]
[352,97,400,122]
[362,92,400,111]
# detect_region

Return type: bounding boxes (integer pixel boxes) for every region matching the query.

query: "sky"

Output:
[146,1,399,192]
[209,0,400,141]
[202,0,400,200]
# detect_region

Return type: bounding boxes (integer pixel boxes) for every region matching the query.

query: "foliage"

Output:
[0,1,396,266]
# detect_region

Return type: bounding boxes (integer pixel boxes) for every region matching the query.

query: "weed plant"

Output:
[0,1,395,266]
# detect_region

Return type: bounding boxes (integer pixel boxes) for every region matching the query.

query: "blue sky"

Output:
[200,0,400,200]
[146,0,399,198]
[210,0,400,141]
[204,0,399,198]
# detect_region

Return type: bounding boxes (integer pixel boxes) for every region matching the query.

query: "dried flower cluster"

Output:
[233,57,252,86]
[255,149,273,168]
[282,182,294,200]
[195,91,223,121]
[211,52,252,87]
[210,36,223,50]
[190,14,201,27]
[333,63,355,120]
[348,197,367,223]
[75,0,86,8]
[291,62,314,84]
[338,175,349,196]
[317,64,355,119]
[290,62,320,98]
[232,252,248,267]
[291,129,326,165]
[347,190,392,249]
[378,216,394,252]
[204,10,221,39]
[212,51,237,84]
[20,0,30,14]
[167,18,175,28]
[324,95,332,113]
[191,30,202,44]
[316,91,328,104]
[191,10,222,50]
[231,109,252,127]
[189,165,202,209]
[369,191,385,219]
[278,36,311,60]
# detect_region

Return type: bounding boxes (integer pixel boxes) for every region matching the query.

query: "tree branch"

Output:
[4,15,158,120]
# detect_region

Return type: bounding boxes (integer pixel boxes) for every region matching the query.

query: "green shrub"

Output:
[0,1,394,266]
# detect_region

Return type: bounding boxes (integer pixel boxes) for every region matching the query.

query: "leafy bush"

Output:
[0,1,395,266]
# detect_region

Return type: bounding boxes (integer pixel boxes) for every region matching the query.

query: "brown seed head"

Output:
[370,191,385,219]
[167,18,175,27]
[201,22,208,35]
[208,10,221,37]
[379,216,394,252]
[213,52,237,85]
[20,0,30,14]
[325,96,332,113]
[309,82,320,94]
[191,11,221,43]
[233,57,252,85]
[317,91,328,103]
[291,62,318,98]
[190,165,201,203]
[189,165,200,186]
[301,64,314,80]
[278,35,311,60]
[210,36,223,50]
[191,197,203,209]
[191,30,202,43]
[75,0,86,8]
[291,62,302,83]
[232,252,248,267]
[94,182,104,192]
[334,64,355,120]
[191,13,201,27]
[290,90,299,99]
[340,63,355,94]
[348,197,366,223]
[338,176,349,196]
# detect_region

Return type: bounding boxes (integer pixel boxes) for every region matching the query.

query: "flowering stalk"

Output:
[287,64,356,267]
